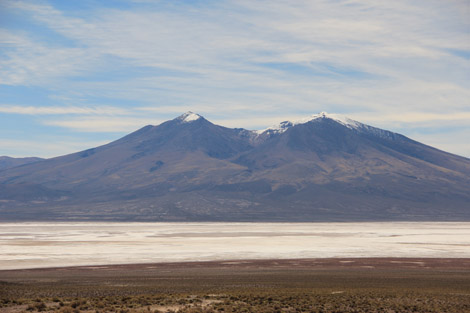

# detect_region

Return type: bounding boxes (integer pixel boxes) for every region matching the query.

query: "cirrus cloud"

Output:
[0,0,469,157]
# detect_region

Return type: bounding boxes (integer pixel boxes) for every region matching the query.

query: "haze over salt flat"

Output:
[1,222,469,270]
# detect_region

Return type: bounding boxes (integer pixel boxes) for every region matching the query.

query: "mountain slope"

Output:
[0,156,43,171]
[1,112,469,221]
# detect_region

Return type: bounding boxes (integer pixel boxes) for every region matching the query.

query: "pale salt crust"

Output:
[0,222,469,270]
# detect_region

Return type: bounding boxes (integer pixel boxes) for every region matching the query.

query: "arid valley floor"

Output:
[1,223,469,312]
[1,258,470,313]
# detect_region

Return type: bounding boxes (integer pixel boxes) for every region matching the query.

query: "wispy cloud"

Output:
[43,116,163,132]
[0,105,128,115]
[0,29,96,86]
[410,130,470,159]
[0,0,469,156]
[0,138,110,158]
[351,112,470,125]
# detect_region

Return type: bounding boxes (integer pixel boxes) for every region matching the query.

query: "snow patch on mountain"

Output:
[256,120,294,135]
[294,112,363,130]
[178,111,201,123]
[257,112,362,135]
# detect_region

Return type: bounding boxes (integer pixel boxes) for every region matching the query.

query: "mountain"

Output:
[0,156,43,171]
[1,112,469,221]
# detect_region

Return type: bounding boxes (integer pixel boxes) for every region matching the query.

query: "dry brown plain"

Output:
[1,258,470,313]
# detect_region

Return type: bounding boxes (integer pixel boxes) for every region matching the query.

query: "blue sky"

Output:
[1,0,469,158]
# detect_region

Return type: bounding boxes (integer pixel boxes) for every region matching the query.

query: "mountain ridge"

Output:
[0,156,44,171]
[1,112,469,222]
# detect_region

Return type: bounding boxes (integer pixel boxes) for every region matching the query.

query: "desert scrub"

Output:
[1,262,469,313]
[25,301,47,311]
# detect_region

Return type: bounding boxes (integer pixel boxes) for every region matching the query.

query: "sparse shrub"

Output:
[59,307,74,313]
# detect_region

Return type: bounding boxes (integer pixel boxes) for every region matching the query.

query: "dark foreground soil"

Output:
[1,258,469,313]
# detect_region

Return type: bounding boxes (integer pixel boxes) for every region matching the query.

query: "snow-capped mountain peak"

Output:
[257,112,362,135]
[256,120,293,135]
[301,112,362,130]
[177,111,202,123]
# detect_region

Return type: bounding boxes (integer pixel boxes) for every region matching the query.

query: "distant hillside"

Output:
[0,156,44,171]
[1,112,469,222]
